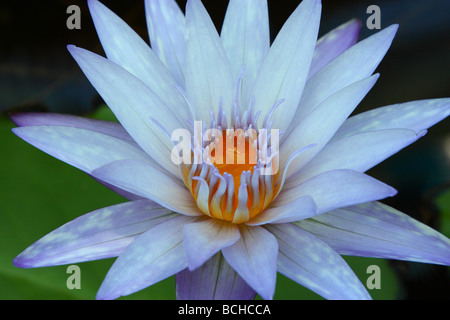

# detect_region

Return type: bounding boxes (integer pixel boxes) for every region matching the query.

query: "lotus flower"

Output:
[12,0,450,300]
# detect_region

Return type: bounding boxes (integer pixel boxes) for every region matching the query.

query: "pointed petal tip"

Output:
[12,255,28,268]
[66,44,78,55]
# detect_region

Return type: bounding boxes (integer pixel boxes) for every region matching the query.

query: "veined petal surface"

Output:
[96,215,196,300]
[185,0,234,123]
[221,0,269,106]
[176,253,256,300]
[296,201,450,265]
[274,169,397,214]
[251,0,321,131]
[268,223,371,300]
[183,219,240,270]
[14,200,173,267]
[92,159,203,217]
[88,0,190,124]
[12,126,152,174]
[222,225,278,300]
[145,0,186,86]
[308,18,361,80]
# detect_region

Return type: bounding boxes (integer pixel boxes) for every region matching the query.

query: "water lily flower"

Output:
[12,0,450,300]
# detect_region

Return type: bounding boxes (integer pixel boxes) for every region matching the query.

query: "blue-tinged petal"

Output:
[12,126,153,174]
[296,201,450,266]
[288,24,398,133]
[308,19,361,80]
[176,253,256,300]
[281,74,379,177]
[68,45,181,177]
[273,169,397,214]
[11,113,148,200]
[11,112,133,143]
[246,196,317,226]
[222,225,278,300]
[92,159,203,217]
[250,0,321,131]
[286,128,424,188]
[93,178,143,201]
[267,223,371,300]
[13,200,173,268]
[183,219,240,270]
[332,98,450,141]
[88,0,190,123]
[145,0,186,86]
[221,0,269,105]
[96,215,196,300]
[185,0,234,123]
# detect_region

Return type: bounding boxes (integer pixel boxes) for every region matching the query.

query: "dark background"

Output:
[0,0,449,299]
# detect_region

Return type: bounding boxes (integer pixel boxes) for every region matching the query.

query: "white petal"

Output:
[145,0,186,86]
[88,0,190,123]
[286,128,423,188]
[251,0,321,131]
[308,19,361,80]
[268,223,371,300]
[92,159,203,217]
[185,0,234,123]
[222,225,278,300]
[281,74,379,178]
[12,126,153,174]
[183,219,240,270]
[14,200,173,267]
[96,215,195,300]
[287,24,398,134]
[221,0,270,105]
[246,196,317,226]
[333,98,450,141]
[296,201,450,266]
[273,169,397,214]
[11,112,133,143]
[68,45,182,177]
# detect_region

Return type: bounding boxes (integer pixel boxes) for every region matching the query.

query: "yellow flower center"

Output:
[180,129,279,224]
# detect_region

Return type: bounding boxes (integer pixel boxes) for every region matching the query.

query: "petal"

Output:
[11,112,133,142]
[93,177,143,201]
[308,18,361,80]
[88,0,190,123]
[13,200,173,268]
[68,45,181,177]
[221,0,270,105]
[185,0,234,123]
[176,253,256,300]
[92,159,203,217]
[246,196,317,226]
[12,126,153,174]
[281,74,379,177]
[332,98,450,141]
[286,128,424,188]
[267,223,371,300]
[11,113,149,200]
[96,215,195,300]
[251,0,321,131]
[145,0,186,86]
[288,24,398,132]
[221,225,278,300]
[183,219,240,270]
[274,169,397,214]
[296,201,450,265]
